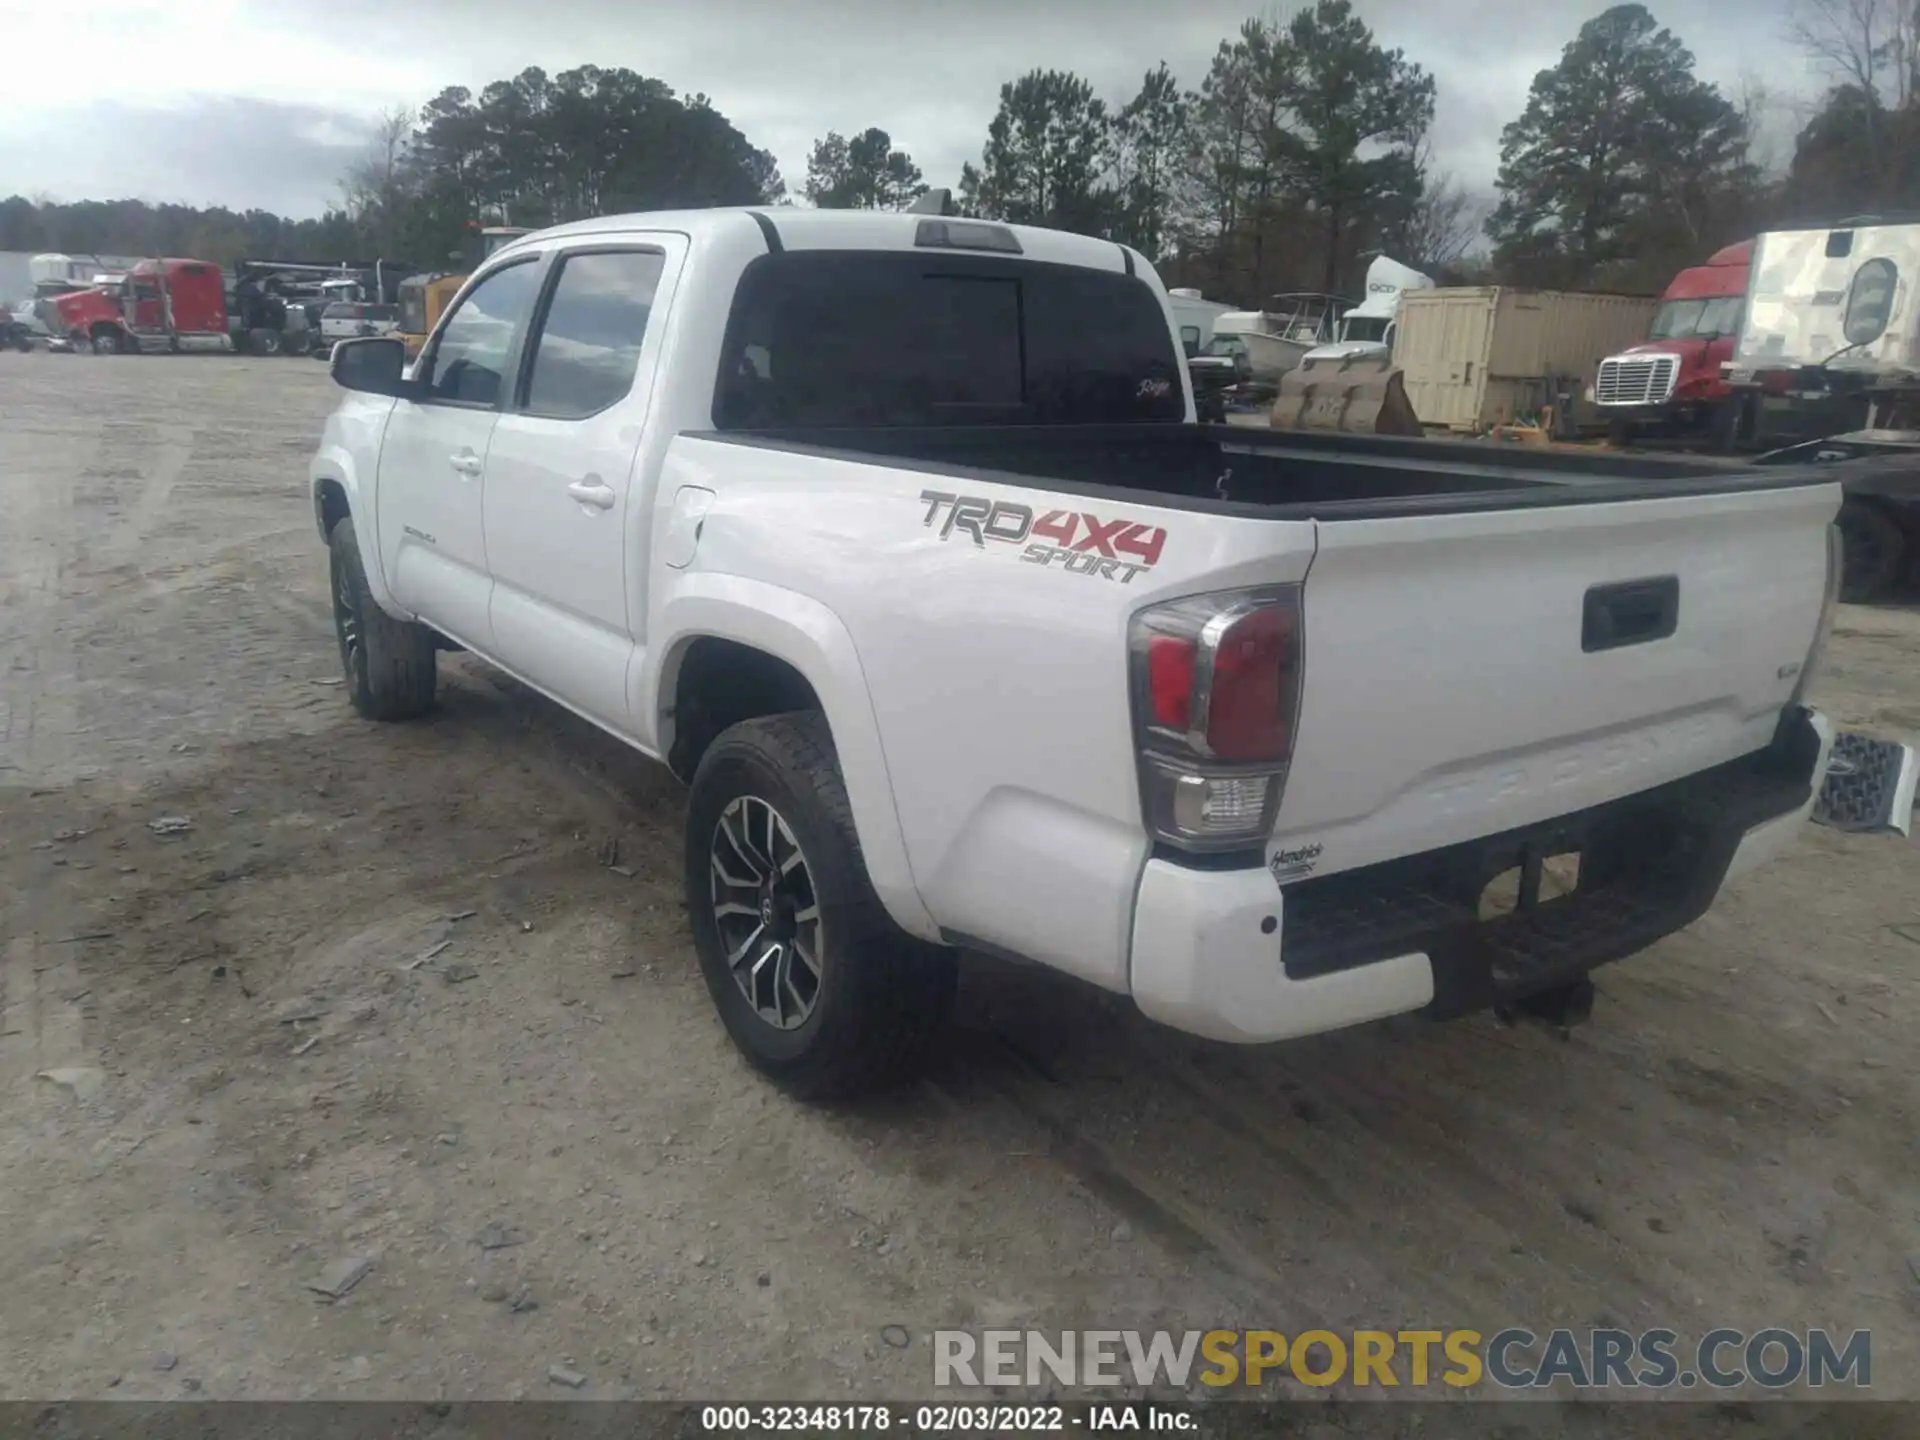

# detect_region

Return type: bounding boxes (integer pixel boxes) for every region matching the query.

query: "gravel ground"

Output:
[1,353,1916,1424]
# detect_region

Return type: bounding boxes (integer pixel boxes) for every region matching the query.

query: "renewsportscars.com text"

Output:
[933,1328,1872,1392]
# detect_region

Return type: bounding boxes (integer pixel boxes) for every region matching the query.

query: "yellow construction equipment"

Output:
[395,225,531,359]
[1270,352,1424,436]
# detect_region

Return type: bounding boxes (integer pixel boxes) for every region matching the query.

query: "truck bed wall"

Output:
[700,422,1773,515]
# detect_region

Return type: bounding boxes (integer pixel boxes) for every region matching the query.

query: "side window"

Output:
[1843,258,1897,347]
[422,260,542,407]
[522,250,667,419]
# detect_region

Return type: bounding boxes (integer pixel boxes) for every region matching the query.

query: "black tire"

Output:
[1836,497,1904,604]
[685,712,956,1098]
[91,328,123,356]
[283,329,312,356]
[1706,397,1741,452]
[328,515,437,720]
[247,326,282,357]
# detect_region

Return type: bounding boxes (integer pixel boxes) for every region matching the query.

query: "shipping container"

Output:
[1395,287,1660,431]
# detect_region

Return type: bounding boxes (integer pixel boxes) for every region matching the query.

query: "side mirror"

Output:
[331,336,412,397]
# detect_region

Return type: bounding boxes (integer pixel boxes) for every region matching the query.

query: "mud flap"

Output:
[1813,732,1917,837]
[1270,354,1423,436]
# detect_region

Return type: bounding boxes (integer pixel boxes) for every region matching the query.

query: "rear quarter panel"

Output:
[648,436,1316,989]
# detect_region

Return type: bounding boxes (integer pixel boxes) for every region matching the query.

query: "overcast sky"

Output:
[1,0,1826,218]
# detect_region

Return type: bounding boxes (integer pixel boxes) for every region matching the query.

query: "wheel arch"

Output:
[309,443,406,620]
[646,581,936,941]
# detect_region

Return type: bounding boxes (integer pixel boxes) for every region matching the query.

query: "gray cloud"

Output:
[0,96,378,213]
[5,0,1817,216]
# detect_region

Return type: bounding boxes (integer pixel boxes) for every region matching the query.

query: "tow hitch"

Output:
[1496,977,1596,1036]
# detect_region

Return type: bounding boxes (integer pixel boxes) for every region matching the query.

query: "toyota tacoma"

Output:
[309,206,1843,1096]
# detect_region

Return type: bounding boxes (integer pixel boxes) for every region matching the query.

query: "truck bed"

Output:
[699,422,1828,518]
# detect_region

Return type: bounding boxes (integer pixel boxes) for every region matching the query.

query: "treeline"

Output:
[341,65,784,263]
[5,1,1917,303]
[925,0,1919,298]
[0,65,783,270]
[0,196,363,270]
[811,0,1920,299]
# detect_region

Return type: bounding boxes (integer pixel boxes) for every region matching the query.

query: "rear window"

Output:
[324,303,364,320]
[713,251,1183,429]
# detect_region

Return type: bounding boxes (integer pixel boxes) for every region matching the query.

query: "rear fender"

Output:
[645,575,937,941]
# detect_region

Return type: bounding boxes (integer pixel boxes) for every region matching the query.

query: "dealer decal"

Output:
[1269,842,1323,885]
[918,490,1167,584]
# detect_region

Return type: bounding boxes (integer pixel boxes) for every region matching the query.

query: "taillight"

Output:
[1207,605,1296,759]
[1129,587,1302,852]
[1146,636,1195,730]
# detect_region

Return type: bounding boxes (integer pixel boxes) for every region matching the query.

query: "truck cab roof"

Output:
[491,207,1141,275]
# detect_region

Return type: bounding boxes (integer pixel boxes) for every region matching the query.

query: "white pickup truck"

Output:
[310,207,1844,1097]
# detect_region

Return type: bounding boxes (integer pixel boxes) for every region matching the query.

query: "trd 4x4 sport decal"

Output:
[918,490,1167,585]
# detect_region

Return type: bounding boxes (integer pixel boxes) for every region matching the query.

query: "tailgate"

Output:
[1274,482,1839,879]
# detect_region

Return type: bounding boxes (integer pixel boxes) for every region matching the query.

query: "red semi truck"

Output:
[1591,240,1752,447]
[47,257,238,354]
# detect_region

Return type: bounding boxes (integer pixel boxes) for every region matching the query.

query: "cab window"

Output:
[520,249,666,420]
[714,251,1183,429]
[421,260,543,407]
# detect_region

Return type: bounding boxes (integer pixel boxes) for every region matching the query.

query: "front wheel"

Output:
[685,712,956,1098]
[246,326,282,357]
[91,329,122,356]
[328,516,437,719]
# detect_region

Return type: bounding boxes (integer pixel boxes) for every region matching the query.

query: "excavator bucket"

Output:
[1270,353,1424,436]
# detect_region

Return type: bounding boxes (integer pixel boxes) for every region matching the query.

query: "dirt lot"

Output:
[2,354,1917,1416]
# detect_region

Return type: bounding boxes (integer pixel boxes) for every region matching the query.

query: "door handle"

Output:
[566,480,617,511]
[1582,576,1679,652]
[449,451,482,476]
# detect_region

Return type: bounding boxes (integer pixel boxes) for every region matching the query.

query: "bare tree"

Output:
[1394,160,1485,273]
[342,107,417,249]
[1787,0,1919,110]
[1734,68,1795,178]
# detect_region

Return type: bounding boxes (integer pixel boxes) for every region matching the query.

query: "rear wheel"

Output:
[328,516,437,720]
[246,326,282,357]
[1837,497,1904,604]
[1706,397,1742,452]
[684,712,956,1098]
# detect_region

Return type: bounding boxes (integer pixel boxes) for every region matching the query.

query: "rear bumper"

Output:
[1127,707,1833,1044]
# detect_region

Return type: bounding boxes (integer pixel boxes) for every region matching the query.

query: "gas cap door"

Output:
[661,486,716,569]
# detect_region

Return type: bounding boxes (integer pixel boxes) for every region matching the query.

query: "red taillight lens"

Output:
[1147,635,1195,731]
[1206,606,1296,760]
[1129,586,1303,852]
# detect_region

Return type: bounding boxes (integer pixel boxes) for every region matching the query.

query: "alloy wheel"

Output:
[710,795,822,1030]
[334,560,362,680]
